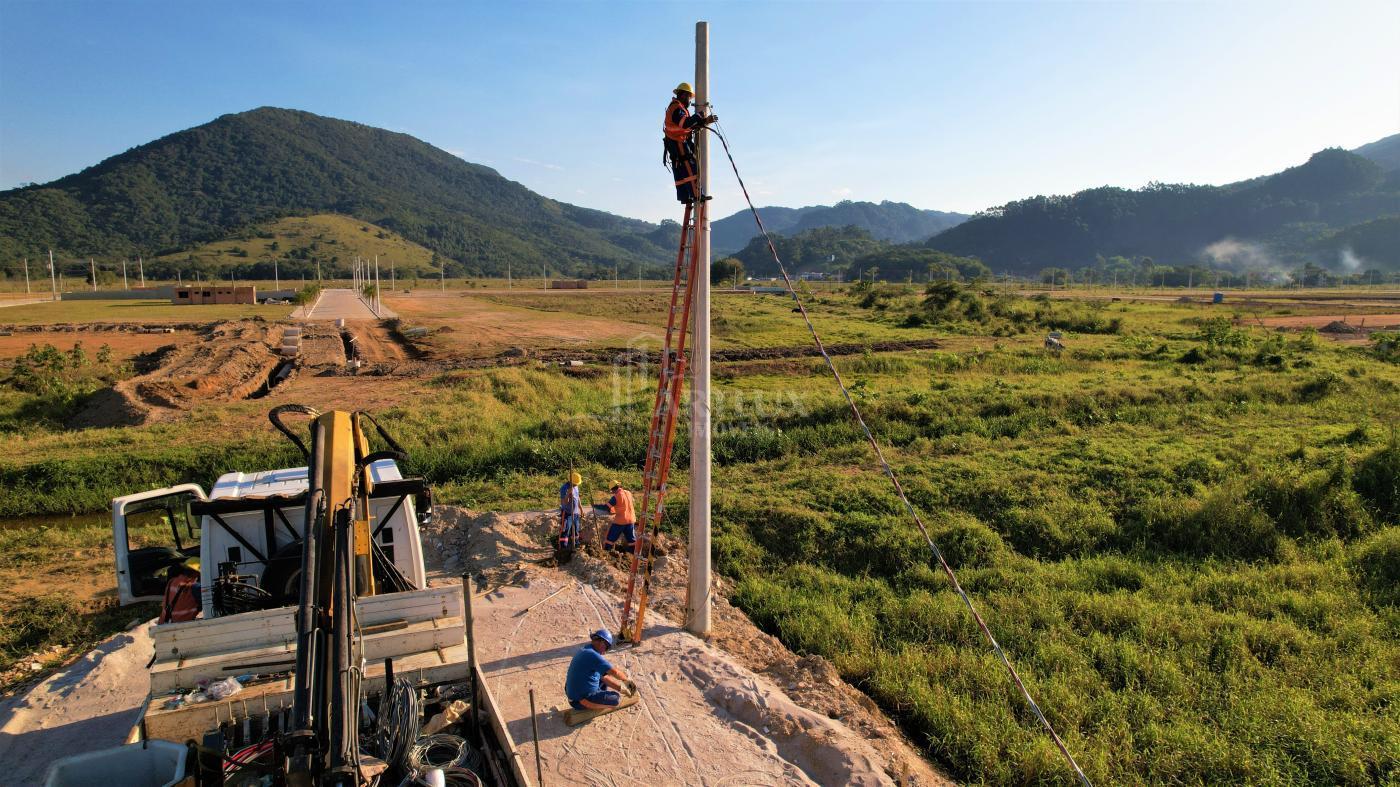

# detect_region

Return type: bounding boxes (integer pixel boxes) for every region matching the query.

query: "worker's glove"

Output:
[704,114,719,124]
[624,680,638,696]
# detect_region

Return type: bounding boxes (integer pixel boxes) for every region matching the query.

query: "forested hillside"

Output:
[927,142,1400,275]
[712,200,966,254]
[0,107,675,277]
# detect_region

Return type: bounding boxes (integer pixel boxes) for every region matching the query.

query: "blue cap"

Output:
[591,629,614,647]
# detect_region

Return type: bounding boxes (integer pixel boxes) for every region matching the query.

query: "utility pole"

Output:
[48,250,57,301]
[440,261,445,292]
[89,258,97,291]
[374,255,381,316]
[316,260,322,285]
[390,258,396,290]
[122,259,128,290]
[688,19,713,638]
[507,261,512,290]
[138,256,145,288]
[23,258,29,294]
[274,258,279,291]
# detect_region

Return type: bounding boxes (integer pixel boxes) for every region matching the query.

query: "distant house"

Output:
[172,285,256,304]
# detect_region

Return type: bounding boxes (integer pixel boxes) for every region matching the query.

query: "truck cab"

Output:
[113,459,431,619]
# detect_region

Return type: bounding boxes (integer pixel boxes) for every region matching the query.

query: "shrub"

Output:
[1350,528,1400,605]
[1354,441,1400,523]
[1001,494,1117,559]
[1139,485,1280,560]
[927,511,1006,568]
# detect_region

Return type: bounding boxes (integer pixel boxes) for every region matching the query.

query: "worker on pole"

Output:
[663,82,716,204]
[602,480,637,553]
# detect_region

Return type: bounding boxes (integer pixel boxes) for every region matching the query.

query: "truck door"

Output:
[112,485,207,605]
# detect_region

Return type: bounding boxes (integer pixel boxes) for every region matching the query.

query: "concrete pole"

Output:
[122,259,128,290]
[90,258,97,291]
[374,255,381,316]
[23,258,29,294]
[391,258,396,290]
[48,250,57,301]
[274,258,279,291]
[138,256,145,288]
[687,19,712,638]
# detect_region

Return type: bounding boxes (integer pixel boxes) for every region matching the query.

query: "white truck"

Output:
[47,407,530,787]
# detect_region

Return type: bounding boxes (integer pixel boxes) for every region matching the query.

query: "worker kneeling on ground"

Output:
[603,480,637,553]
[565,629,634,711]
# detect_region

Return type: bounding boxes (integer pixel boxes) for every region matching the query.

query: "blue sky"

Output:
[1,0,1397,223]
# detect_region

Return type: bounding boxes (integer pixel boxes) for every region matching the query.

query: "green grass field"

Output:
[0,285,1396,783]
[0,298,290,325]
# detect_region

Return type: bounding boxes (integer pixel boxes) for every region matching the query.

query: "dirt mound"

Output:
[68,320,285,427]
[422,507,951,786]
[1321,320,1361,334]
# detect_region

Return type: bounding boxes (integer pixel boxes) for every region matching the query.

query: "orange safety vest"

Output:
[610,488,637,525]
[663,98,692,143]
[159,571,201,624]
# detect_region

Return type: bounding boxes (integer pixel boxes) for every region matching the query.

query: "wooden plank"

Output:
[151,587,461,661]
[477,662,534,787]
[562,693,640,726]
[151,617,464,693]
[144,643,471,744]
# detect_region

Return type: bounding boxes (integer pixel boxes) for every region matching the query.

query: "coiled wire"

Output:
[373,676,420,769]
[406,733,481,773]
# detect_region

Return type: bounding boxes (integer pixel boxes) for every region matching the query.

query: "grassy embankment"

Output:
[0,287,1397,785]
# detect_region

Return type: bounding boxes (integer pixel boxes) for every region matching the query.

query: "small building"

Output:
[548,279,588,290]
[172,285,257,305]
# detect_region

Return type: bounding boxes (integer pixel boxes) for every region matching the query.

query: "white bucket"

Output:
[44,740,187,787]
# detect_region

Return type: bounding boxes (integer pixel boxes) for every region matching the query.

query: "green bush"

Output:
[1354,440,1400,523]
[1350,528,1400,605]
[928,511,1007,568]
[1139,485,1280,560]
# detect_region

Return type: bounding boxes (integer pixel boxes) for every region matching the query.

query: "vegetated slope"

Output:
[148,214,440,280]
[0,107,673,277]
[712,200,967,254]
[1353,131,1400,172]
[731,225,889,277]
[926,145,1400,274]
[1312,215,1400,270]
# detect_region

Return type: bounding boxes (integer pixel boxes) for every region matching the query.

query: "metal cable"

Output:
[707,121,1093,787]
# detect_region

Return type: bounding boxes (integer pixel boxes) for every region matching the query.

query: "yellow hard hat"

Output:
[674,82,693,95]
[610,480,622,490]
[570,471,582,485]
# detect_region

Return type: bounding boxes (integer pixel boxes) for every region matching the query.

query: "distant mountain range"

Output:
[924,133,1400,275]
[2,107,1394,278]
[710,201,968,254]
[0,107,675,277]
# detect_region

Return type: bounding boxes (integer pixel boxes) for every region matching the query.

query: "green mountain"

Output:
[926,141,1400,275]
[1354,132,1400,172]
[712,200,967,254]
[0,107,674,277]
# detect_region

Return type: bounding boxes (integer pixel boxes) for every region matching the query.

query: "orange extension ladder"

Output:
[618,198,706,643]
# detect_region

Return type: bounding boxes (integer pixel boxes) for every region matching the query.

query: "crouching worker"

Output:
[603,480,637,553]
[565,629,634,711]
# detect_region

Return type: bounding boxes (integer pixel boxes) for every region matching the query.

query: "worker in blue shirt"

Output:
[558,471,583,550]
[564,629,634,711]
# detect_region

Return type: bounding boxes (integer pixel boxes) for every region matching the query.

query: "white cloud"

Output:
[514,156,564,171]
[831,186,853,197]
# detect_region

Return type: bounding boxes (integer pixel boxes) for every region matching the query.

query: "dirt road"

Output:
[296,288,396,320]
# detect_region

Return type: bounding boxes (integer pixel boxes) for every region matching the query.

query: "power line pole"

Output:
[440,261,445,292]
[374,255,381,316]
[274,258,279,291]
[688,18,713,638]
[138,256,145,288]
[390,258,396,290]
[89,258,97,291]
[122,259,129,290]
[23,258,29,294]
[48,250,57,301]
